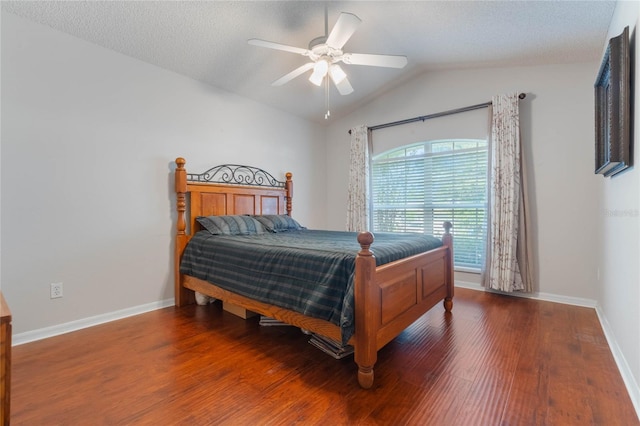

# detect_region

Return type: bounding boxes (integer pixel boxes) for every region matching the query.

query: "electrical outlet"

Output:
[50,282,63,299]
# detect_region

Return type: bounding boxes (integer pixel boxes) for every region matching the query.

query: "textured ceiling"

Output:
[2,1,616,124]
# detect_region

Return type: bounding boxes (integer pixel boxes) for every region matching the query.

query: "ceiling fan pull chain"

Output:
[325,77,331,119]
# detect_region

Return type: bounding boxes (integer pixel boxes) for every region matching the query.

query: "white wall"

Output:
[326,62,601,301]
[0,13,326,334]
[597,0,640,411]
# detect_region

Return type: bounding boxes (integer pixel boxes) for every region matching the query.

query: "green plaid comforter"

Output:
[180,229,443,344]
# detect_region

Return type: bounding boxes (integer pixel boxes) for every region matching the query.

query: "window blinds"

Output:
[372,140,488,269]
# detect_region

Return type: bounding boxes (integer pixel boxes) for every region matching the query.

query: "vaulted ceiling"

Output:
[2,1,616,124]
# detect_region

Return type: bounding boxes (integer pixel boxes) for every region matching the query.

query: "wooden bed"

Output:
[174,158,454,389]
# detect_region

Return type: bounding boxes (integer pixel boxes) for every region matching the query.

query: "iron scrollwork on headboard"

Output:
[186,164,286,188]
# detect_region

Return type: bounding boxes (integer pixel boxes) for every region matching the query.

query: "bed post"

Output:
[354,231,378,389]
[442,221,454,312]
[175,158,193,307]
[285,172,293,216]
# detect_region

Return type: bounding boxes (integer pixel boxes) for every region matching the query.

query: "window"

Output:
[371,139,488,270]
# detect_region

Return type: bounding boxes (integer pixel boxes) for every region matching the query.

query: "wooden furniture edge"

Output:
[184,276,346,344]
[442,221,454,311]
[1,292,12,426]
[354,231,377,388]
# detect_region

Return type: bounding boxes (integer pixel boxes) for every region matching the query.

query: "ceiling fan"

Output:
[248,11,408,96]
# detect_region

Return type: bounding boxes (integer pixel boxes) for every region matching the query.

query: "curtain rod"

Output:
[348,93,526,134]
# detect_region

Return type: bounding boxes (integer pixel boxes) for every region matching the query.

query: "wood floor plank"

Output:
[403,372,474,425]
[9,288,639,425]
[501,302,552,425]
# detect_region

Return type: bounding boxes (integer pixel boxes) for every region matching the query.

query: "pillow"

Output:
[252,214,305,232]
[196,215,266,235]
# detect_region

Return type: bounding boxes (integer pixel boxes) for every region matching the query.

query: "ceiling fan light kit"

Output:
[309,59,329,86]
[248,10,408,118]
[329,65,347,84]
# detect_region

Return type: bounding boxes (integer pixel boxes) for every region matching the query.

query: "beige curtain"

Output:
[482,93,533,292]
[346,125,371,231]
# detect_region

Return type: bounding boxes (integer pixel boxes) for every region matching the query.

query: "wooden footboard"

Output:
[174,158,454,389]
[353,225,453,388]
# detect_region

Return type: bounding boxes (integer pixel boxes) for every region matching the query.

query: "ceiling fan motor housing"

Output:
[308,36,344,63]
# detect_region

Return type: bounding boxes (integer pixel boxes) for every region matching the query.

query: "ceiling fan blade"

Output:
[326,12,361,49]
[329,65,354,95]
[248,39,309,56]
[272,62,315,86]
[342,53,408,68]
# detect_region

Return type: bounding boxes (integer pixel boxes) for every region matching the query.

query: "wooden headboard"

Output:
[174,158,293,305]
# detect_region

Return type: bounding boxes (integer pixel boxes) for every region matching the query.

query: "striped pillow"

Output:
[252,215,305,232]
[196,215,266,235]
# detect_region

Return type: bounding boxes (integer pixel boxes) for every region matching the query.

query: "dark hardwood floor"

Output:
[10,288,639,425]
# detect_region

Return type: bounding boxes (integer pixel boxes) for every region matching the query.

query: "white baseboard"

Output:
[596,306,640,421]
[456,280,639,421]
[455,280,598,307]
[13,298,175,346]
